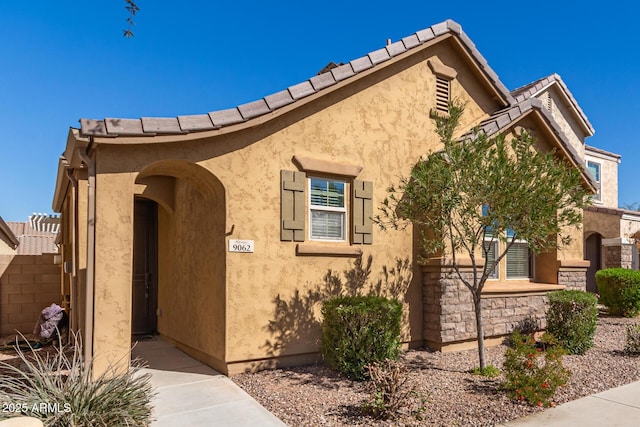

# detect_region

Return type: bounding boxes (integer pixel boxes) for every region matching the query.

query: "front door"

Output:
[585,233,602,293]
[132,199,158,335]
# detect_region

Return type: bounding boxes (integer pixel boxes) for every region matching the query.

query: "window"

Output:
[482,207,532,280]
[309,177,347,241]
[587,160,601,202]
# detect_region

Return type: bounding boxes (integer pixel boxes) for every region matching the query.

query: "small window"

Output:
[435,76,450,113]
[587,160,601,202]
[506,242,532,279]
[309,178,347,241]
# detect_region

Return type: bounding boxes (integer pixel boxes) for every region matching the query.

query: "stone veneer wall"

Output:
[604,244,633,269]
[423,263,587,349]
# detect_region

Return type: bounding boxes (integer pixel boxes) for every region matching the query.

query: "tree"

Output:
[123,0,140,38]
[376,102,592,369]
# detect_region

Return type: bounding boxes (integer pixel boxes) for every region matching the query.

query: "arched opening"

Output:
[585,232,602,293]
[134,160,227,370]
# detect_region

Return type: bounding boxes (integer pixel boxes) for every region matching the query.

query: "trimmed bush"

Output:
[546,290,598,355]
[596,268,640,317]
[321,295,402,380]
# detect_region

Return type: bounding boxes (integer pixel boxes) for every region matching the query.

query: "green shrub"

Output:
[0,333,154,426]
[596,268,640,317]
[321,295,402,380]
[546,290,598,355]
[469,364,501,378]
[625,324,640,354]
[503,331,570,407]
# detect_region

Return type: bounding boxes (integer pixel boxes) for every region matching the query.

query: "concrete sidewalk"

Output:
[132,337,285,427]
[501,380,640,427]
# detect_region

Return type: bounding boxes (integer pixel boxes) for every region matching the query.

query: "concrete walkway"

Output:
[501,380,640,427]
[132,337,285,427]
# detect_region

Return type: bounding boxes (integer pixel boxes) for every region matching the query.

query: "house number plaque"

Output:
[228,239,255,253]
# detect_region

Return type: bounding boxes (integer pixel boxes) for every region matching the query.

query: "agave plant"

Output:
[0,331,154,426]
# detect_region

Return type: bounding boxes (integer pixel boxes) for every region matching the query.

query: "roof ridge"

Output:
[79,19,514,138]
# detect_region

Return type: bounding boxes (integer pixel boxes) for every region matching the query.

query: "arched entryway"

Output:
[585,232,602,293]
[134,160,227,371]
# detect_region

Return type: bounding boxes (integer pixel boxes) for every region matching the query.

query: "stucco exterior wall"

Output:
[540,90,588,161]
[585,152,618,209]
[82,39,505,373]
[584,210,621,240]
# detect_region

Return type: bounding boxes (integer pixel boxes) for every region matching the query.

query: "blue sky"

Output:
[1,1,639,221]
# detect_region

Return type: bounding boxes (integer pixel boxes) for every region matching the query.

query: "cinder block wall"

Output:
[0,254,61,335]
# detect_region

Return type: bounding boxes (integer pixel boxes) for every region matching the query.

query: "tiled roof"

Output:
[511,73,594,136]
[585,144,621,160]
[465,98,597,190]
[585,205,640,219]
[78,19,514,138]
[6,221,58,255]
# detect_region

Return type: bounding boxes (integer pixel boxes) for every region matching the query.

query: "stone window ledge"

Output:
[296,244,362,257]
[482,281,565,298]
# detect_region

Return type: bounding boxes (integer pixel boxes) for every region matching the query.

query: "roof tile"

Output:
[209,108,244,127]
[415,27,436,42]
[309,72,336,91]
[431,21,450,36]
[385,40,406,57]
[368,48,391,65]
[288,81,316,99]
[331,63,355,82]
[264,90,295,110]
[141,117,182,134]
[495,113,512,129]
[238,99,270,120]
[350,56,373,73]
[177,114,215,131]
[401,34,420,49]
[105,118,145,135]
[80,119,108,136]
[445,19,462,35]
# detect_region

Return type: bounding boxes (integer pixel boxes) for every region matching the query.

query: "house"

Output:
[510,74,640,291]
[52,20,597,376]
[0,214,61,336]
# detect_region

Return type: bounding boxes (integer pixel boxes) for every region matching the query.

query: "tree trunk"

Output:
[473,293,486,370]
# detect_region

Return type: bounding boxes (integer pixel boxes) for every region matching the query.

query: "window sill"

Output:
[296,243,362,257]
[482,281,565,298]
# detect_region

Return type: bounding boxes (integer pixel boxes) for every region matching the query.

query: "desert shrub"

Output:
[469,364,500,377]
[362,359,424,419]
[625,324,640,354]
[596,268,640,317]
[503,331,570,407]
[546,290,598,355]
[321,295,402,380]
[0,333,154,426]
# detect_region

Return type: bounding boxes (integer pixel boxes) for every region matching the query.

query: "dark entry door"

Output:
[585,233,602,293]
[132,199,158,335]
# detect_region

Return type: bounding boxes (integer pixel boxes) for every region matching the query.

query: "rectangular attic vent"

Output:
[436,76,450,113]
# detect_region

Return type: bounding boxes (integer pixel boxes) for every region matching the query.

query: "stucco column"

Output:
[92,172,135,375]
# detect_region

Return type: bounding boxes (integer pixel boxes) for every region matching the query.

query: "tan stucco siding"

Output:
[87,42,500,369]
[539,90,587,160]
[584,210,621,240]
[585,153,618,209]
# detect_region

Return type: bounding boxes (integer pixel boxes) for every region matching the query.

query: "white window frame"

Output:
[587,160,602,203]
[308,177,348,242]
[505,238,533,280]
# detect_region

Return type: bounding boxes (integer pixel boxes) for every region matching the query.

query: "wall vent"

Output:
[436,76,450,113]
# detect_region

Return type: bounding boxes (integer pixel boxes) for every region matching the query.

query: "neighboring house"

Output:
[510,74,640,291]
[0,214,61,336]
[52,19,596,376]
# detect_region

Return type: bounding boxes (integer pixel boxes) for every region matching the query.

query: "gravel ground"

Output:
[233,316,640,426]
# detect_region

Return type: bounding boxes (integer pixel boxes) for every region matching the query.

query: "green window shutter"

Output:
[352,180,373,245]
[281,170,306,242]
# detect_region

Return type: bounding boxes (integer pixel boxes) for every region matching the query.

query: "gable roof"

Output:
[468,98,597,191]
[511,73,594,137]
[78,19,514,139]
